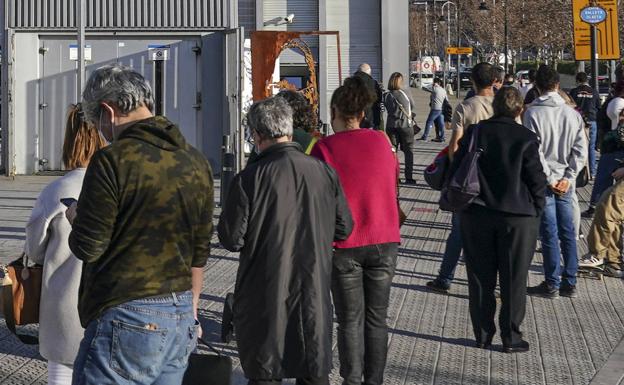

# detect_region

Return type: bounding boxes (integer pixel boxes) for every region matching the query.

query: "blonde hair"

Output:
[62,104,106,170]
[387,72,404,91]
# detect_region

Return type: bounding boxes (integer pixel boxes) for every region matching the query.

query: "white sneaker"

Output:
[579,254,603,268]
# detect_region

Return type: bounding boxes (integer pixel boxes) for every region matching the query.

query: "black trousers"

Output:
[459,206,539,346]
[248,377,328,385]
[332,243,398,385]
[387,126,414,180]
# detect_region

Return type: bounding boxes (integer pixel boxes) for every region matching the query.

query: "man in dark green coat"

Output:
[67,64,214,385]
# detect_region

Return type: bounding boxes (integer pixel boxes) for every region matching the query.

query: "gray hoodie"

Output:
[523,91,587,185]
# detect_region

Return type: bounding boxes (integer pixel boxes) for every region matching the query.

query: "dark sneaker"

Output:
[431,138,445,143]
[527,281,559,299]
[559,284,578,298]
[503,340,530,353]
[426,278,450,294]
[604,264,624,278]
[403,179,417,185]
[581,206,595,218]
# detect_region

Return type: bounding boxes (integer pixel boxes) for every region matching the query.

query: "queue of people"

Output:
[18,58,624,385]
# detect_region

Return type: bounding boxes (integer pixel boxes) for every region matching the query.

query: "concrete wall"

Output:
[381,1,409,87]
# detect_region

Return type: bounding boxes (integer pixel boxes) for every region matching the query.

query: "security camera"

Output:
[284,14,295,24]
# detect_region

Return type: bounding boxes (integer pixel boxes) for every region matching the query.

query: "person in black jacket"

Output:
[450,87,547,353]
[570,72,601,176]
[218,97,353,385]
[353,63,384,129]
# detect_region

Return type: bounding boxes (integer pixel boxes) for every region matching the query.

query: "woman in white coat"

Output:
[25,104,105,385]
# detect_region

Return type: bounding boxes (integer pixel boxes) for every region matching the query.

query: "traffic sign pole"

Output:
[591,24,599,94]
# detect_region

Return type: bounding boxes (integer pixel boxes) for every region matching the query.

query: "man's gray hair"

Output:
[247,97,293,140]
[82,64,154,122]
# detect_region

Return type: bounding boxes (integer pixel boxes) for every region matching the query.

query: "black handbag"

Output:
[576,165,590,188]
[183,338,232,385]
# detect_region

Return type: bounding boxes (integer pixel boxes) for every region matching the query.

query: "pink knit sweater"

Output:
[311,129,401,248]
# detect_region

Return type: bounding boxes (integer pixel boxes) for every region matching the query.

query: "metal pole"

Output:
[425,2,429,55]
[456,6,460,99]
[610,60,616,84]
[446,3,451,88]
[504,1,508,74]
[590,25,599,94]
[77,0,86,100]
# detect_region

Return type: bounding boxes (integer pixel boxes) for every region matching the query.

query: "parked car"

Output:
[410,72,434,89]
[516,70,530,87]
[459,71,472,90]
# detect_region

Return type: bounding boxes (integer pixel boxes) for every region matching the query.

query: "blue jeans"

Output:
[422,109,445,140]
[72,291,198,385]
[588,121,598,176]
[540,189,578,288]
[590,150,624,206]
[437,214,462,286]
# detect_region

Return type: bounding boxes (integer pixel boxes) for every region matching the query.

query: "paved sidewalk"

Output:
[2,143,623,384]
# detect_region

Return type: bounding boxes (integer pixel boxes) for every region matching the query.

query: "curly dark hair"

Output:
[275,90,318,133]
[330,76,376,120]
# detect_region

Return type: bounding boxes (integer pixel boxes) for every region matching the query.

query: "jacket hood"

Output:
[531,91,567,108]
[118,116,186,151]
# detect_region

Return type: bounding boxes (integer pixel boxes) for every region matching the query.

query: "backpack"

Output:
[440,125,483,212]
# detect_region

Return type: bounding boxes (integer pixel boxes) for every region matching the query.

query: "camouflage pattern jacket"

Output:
[69,116,214,327]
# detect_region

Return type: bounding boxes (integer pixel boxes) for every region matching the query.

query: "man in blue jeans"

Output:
[420,78,447,142]
[67,65,214,384]
[570,72,600,177]
[523,65,587,298]
[427,63,497,293]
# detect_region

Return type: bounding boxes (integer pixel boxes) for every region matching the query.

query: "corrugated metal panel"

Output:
[238,0,255,37]
[349,0,381,81]
[264,0,318,64]
[7,0,234,29]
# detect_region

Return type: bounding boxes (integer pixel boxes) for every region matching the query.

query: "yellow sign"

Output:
[573,0,620,60]
[446,47,473,55]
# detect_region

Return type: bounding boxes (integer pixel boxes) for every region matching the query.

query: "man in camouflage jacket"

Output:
[67,64,214,385]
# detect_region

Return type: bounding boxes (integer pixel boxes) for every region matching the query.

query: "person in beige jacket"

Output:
[585,176,624,278]
[25,105,105,385]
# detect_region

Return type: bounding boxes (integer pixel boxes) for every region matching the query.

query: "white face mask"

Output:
[98,109,116,143]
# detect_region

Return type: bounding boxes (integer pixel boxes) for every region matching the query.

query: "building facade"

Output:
[242,0,409,123]
[1,0,241,175]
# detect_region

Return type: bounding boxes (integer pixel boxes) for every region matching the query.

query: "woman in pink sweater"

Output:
[311,77,401,385]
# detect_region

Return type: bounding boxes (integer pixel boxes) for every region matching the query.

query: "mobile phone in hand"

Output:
[60,198,78,207]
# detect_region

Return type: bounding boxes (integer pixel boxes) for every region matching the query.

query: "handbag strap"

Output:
[468,124,481,152]
[1,284,39,345]
[197,337,224,356]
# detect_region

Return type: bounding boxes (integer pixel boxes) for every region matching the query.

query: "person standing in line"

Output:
[247,90,319,165]
[67,64,214,385]
[218,97,353,385]
[451,87,546,353]
[25,105,106,385]
[583,82,624,218]
[353,63,384,130]
[426,63,496,293]
[520,69,537,100]
[570,72,601,178]
[311,76,401,385]
[385,72,417,184]
[419,77,447,142]
[523,65,587,299]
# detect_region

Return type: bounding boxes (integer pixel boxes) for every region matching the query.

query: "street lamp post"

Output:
[440,1,458,89]
[479,1,508,73]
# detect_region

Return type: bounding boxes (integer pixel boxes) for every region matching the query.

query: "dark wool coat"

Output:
[218,143,353,379]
